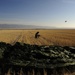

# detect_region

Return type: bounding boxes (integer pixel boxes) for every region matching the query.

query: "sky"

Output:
[0,0,75,28]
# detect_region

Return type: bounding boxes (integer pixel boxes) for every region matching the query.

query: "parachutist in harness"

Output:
[35,32,40,38]
[65,20,67,22]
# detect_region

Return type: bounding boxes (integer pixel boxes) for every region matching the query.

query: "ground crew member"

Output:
[35,32,40,38]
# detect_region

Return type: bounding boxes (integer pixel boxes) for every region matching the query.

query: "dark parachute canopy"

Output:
[65,20,67,22]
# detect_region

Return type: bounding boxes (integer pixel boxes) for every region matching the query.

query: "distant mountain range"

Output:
[0,24,56,29]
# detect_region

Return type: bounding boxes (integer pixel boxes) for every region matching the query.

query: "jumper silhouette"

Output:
[35,32,40,38]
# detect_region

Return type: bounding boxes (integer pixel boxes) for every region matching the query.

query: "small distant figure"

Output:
[65,20,67,22]
[35,32,40,38]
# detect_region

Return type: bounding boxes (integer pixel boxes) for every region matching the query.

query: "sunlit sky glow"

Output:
[0,0,75,28]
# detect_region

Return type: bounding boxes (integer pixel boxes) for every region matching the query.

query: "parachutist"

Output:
[65,20,67,22]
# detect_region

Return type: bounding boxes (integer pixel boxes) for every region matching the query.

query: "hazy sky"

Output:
[0,0,75,28]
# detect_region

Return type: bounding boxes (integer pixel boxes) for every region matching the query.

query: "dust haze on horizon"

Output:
[0,24,57,29]
[0,0,75,29]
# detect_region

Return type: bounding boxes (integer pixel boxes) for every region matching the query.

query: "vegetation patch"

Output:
[0,42,74,68]
[0,42,75,75]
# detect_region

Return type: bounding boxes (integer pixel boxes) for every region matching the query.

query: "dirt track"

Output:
[0,29,75,46]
